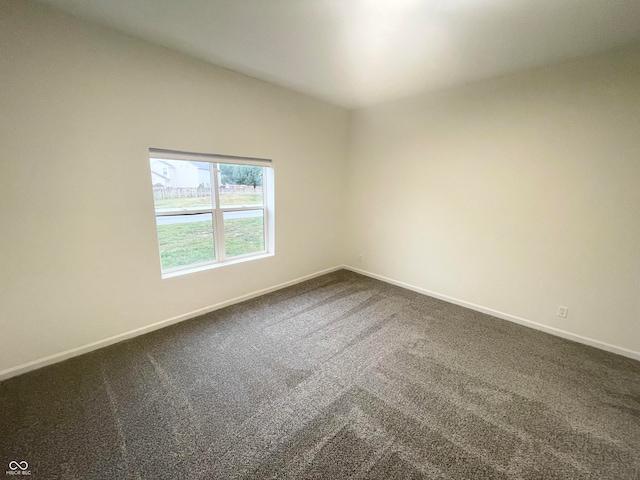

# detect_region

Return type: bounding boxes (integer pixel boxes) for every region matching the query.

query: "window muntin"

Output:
[149,150,272,275]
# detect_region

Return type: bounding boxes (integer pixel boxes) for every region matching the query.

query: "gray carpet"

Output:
[1,270,639,479]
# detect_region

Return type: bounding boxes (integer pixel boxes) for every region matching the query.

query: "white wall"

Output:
[346,47,640,356]
[1,1,638,377]
[0,0,349,374]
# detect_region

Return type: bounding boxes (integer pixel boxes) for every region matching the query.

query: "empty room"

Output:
[1,0,639,478]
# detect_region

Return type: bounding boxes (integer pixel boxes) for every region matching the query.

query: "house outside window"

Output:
[149,148,274,277]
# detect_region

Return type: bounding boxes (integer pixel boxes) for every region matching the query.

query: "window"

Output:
[149,148,274,277]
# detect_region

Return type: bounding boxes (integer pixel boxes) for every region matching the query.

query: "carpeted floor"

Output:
[1,270,639,479]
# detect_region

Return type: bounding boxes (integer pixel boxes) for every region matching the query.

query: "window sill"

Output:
[161,252,274,279]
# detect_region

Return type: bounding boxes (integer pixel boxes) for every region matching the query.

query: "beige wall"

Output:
[346,47,640,355]
[2,1,639,377]
[0,1,349,374]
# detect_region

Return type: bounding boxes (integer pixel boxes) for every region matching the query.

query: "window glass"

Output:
[156,213,215,270]
[151,159,213,212]
[219,164,264,208]
[149,151,272,275]
[224,210,265,257]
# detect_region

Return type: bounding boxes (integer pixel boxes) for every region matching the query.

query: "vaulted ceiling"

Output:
[40,0,640,108]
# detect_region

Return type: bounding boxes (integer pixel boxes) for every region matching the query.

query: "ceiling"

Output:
[40,0,640,108]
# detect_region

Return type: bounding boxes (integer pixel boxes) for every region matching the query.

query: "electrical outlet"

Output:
[358,254,363,263]
[557,306,569,318]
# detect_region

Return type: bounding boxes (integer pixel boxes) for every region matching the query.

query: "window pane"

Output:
[224,210,265,257]
[151,159,213,212]
[218,164,264,207]
[156,214,215,270]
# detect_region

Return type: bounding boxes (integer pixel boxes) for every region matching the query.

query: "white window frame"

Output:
[149,148,274,278]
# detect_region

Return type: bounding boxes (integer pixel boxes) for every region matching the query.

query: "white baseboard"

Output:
[3,263,637,382]
[0,265,343,382]
[343,265,640,362]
